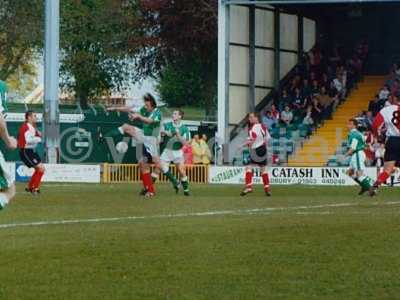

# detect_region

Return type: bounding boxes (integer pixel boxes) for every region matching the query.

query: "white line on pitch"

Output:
[0,201,400,230]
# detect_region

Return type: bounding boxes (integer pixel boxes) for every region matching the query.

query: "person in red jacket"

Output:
[18,111,45,194]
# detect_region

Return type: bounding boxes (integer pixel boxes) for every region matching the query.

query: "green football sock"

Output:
[181,177,189,192]
[359,176,372,190]
[163,170,179,188]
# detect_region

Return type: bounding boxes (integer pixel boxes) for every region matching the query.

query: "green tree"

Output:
[138,0,218,114]
[0,0,42,85]
[60,0,143,108]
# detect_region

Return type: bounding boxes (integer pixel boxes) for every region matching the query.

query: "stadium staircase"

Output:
[288,75,385,167]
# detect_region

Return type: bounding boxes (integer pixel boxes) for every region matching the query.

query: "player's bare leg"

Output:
[177,163,189,196]
[240,166,254,196]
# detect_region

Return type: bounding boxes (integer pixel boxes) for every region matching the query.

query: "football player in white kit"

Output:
[371,96,400,195]
[240,112,271,197]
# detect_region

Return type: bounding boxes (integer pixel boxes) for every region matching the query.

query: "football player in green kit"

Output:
[346,119,374,196]
[107,93,161,197]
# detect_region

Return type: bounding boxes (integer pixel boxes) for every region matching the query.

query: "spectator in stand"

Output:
[332,73,344,100]
[311,97,323,125]
[302,106,314,126]
[329,46,342,68]
[279,89,292,111]
[317,86,334,119]
[391,78,400,96]
[320,73,330,90]
[262,111,276,129]
[301,78,312,99]
[191,134,211,165]
[311,79,320,97]
[309,71,317,83]
[385,94,396,107]
[368,94,382,116]
[270,104,280,121]
[378,85,390,101]
[364,111,374,129]
[280,105,293,126]
[292,88,305,111]
[201,134,212,164]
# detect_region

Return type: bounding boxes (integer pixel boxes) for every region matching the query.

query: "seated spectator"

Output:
[291,88,306,111]
[279,89,291,111]
[301,78,312,99]
[320,73,330,90]
[311,97,323,124]
[280,105,293,126]
[302,106,314,126]
[317,86,334,119]
[332,74,344,100]
[378,85,390,101]
[311,79,320,97]
[262,111,276,129]
[270,104,280,121]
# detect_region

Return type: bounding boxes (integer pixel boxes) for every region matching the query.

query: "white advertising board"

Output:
[209,166,378,186]
[16,163,100,183]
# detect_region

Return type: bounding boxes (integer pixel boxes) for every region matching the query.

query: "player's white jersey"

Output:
[248,123,269,149]
[373,104,400,137]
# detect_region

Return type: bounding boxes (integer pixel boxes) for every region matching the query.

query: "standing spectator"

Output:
[280,105,293,126]
[200,134,212,164]
[368,95,381,116]
[262,111,276,129]
[192,134,211,165]
[332,74,344,100]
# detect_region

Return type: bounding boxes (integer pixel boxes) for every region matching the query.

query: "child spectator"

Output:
[262,111,276,129]
[280,105,293,126]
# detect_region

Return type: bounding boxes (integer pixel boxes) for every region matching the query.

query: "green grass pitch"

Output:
[1,183,400,299]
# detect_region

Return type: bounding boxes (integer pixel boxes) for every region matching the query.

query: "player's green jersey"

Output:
[163,121,191,151]
[347,128,366,152]
[139,106,162,137]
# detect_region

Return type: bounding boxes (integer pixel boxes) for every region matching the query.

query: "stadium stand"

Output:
[244,41,370,166]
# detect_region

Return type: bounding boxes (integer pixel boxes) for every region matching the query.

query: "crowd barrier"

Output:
[102,163,209,184]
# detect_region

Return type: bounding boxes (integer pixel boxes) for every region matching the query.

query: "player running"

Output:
[0,105,17,210]
[345,119,374,196]
[107,93,162,197]
[240,112,271,197]
[160,109,191,195]
[18,111,45,195]
[371,98,400,194]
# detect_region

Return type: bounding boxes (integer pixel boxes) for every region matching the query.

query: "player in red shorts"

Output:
[18,111,45,195]
[240,112,271,197]
[371,97,400,195]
